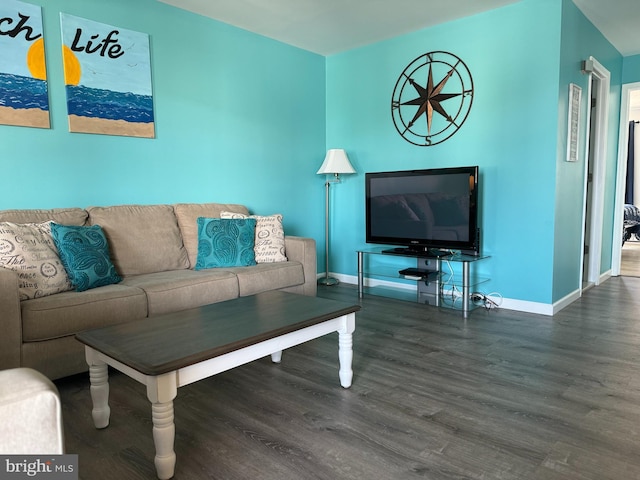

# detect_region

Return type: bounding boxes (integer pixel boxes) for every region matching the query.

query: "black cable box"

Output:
[398,267,435,277]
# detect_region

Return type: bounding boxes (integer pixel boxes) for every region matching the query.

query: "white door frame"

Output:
[612,81,640,275]
[581,56,610,288]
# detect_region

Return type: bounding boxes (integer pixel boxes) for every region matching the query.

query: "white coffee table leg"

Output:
[86,348,110,429]
[147,372,178,480]
[338,312,356,388]
[271,350,282,363]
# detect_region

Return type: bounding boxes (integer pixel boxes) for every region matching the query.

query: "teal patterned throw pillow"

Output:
[50,223,121,292]
[195,217,257,270]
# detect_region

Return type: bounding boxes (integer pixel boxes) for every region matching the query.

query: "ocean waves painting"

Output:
[0,72,49,111]
[65,84,153,124]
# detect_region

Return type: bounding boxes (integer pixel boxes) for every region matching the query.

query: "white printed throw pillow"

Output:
[0,221,73,300]
[220,212,287,263]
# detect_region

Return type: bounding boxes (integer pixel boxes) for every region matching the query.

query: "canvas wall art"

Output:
[0,0,50,129]
[60,13,155,138]
[566,83,581,162]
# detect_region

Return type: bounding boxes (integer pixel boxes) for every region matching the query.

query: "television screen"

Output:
[366,166,479,256]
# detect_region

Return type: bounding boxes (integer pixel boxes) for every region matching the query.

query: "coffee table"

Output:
[75,291,360,479]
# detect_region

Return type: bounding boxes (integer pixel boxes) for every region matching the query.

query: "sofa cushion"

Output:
[227,261,305,297]
[0,208,88,226]
[173,203,249,268]
[121,269,239,316]
[21,284,147,342]
[221,211,287,263]
[0,221,73,300]
[87,205,190,276]
[50,223,121,292]
[195,217,257,269]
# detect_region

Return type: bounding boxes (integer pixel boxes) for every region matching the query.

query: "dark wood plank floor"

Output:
[56,277,640,479]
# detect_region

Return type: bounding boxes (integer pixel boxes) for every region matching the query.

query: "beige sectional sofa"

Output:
[0,203,316,380]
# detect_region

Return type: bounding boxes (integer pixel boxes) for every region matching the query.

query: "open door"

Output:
[581,57,610,290]
[582,75,596,289]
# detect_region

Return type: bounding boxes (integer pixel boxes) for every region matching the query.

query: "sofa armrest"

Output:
[284,236,317,296]
[0,368,64,454]
[0,268,22,370]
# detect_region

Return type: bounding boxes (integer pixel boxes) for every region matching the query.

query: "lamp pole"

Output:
[319,174,339,286]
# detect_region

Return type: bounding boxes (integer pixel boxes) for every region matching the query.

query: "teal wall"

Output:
[0,0,326,241]
[623,55,640,83]
[327,0,569,305]
[326,0,624,307]
[1,0,627,310]
[554,0,623,300]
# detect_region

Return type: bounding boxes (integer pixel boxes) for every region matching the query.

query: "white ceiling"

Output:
[158,0,640,57]
[573,0,640,57]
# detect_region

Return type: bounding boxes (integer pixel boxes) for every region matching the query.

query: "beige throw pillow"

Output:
[220,212,287,263]
[0,221,73,300]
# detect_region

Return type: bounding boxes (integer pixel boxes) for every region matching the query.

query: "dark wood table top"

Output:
[76,291,360,376]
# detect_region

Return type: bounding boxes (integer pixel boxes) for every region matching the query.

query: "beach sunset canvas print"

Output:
[0,0,50,129]
[60,14,155,138]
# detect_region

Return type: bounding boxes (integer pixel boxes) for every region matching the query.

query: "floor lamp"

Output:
[317,149,356,286]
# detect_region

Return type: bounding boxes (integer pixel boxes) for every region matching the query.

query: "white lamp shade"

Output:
[317,149,356,175]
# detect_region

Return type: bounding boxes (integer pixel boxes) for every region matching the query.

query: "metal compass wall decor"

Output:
[391,51,474,146]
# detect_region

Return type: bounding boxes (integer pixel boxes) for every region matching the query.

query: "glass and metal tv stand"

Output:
[357,247,490,317]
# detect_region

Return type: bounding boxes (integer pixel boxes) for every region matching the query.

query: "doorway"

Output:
[613,83,640,277]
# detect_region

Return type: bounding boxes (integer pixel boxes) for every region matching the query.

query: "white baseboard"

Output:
[551,289,581,315]
[599,269,612,284]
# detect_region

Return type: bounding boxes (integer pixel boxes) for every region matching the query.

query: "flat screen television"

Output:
[365,166,480,257]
